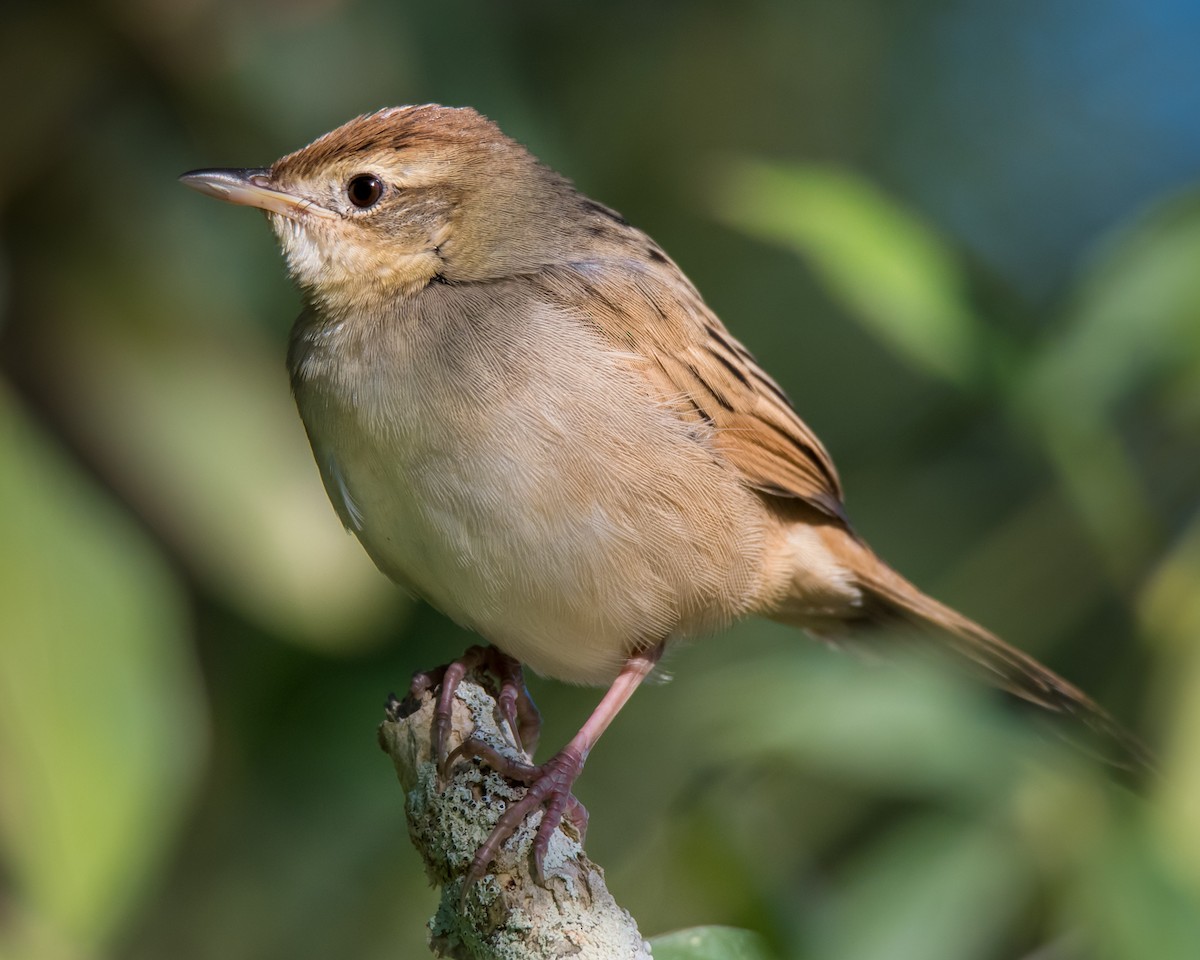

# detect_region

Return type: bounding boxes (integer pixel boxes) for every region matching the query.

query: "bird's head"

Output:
[181,105,582,312]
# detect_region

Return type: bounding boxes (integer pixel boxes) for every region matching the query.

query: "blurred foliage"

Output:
[651,926,776,960]
[0,387,203,958]
[715,163,986,386]
[1,1,1197,958]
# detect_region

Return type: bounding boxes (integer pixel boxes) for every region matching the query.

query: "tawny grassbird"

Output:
[181,104,1144,888]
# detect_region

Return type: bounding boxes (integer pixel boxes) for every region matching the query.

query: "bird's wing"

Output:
[532,260,1153,771]
[533,258,848,523]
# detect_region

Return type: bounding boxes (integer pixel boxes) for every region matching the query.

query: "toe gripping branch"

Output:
[381,657,649,957]
[410,644,543,762]
[398,642,662,898]
[408,644,588,892]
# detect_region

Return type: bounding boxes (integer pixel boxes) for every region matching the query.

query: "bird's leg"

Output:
[448,642,665,891]
[409,644,542,768]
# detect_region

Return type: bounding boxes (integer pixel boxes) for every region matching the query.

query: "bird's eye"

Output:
[347,174,384,209]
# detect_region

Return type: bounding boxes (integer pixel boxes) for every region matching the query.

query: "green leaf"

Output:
[0,383,205,955]
[1016,189,1200,580]
[1069,814,1200,960]
[814,818,1027,960]
[691,649,1035,800]
[1030,189,1200,416]
[43,291,401,652]
[715,161,984,385]
[1138,508,1200,880]
[651,926,777,960]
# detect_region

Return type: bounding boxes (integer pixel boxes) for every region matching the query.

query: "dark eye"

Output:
[347,174,384,209]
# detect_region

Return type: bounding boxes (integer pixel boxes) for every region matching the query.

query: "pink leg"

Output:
[450,642,665,892]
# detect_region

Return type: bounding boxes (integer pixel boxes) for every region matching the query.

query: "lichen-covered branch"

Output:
[378,676,651,960]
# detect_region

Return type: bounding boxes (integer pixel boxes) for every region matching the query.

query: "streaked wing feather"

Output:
[535,259,847,523]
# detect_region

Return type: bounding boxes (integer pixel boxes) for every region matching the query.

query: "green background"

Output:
[2,1,1199,957]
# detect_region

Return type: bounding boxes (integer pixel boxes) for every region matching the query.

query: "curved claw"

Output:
[459,744,588,894]
[408,665,445,701]
[564,794,589,841]
[495,666,542,756]
[429,642,664,898]
[411,645,543,774]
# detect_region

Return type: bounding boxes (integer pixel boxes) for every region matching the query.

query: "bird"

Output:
[180,103,1146,889]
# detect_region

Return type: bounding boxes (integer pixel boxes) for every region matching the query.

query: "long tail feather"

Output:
[853,551,1153,772]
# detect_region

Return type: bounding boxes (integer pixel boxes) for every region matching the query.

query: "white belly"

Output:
[290,296,769,684]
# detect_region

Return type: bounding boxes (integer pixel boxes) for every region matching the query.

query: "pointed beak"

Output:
[178,168,336,220]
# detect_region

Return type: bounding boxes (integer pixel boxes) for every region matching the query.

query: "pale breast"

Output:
[289,280,772,684]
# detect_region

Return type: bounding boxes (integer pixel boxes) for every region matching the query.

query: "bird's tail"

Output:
[849,544,1153,771]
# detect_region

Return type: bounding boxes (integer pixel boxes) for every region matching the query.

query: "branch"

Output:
[378,676,651,960]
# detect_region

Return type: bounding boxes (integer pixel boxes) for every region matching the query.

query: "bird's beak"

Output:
[179,168,336,220]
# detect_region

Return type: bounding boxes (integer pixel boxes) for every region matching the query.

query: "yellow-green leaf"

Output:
[716,161,983,385]
[651,926,777,960]
[0,383,205,955]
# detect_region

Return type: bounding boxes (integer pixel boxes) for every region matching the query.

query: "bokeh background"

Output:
[2,1,1199,958]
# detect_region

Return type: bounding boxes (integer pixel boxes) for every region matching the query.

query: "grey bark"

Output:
[378,677,652,960]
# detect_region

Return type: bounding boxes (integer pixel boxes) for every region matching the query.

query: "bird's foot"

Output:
[412,643,662,894]
[409,644,542,773]
[445,737,590,891]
